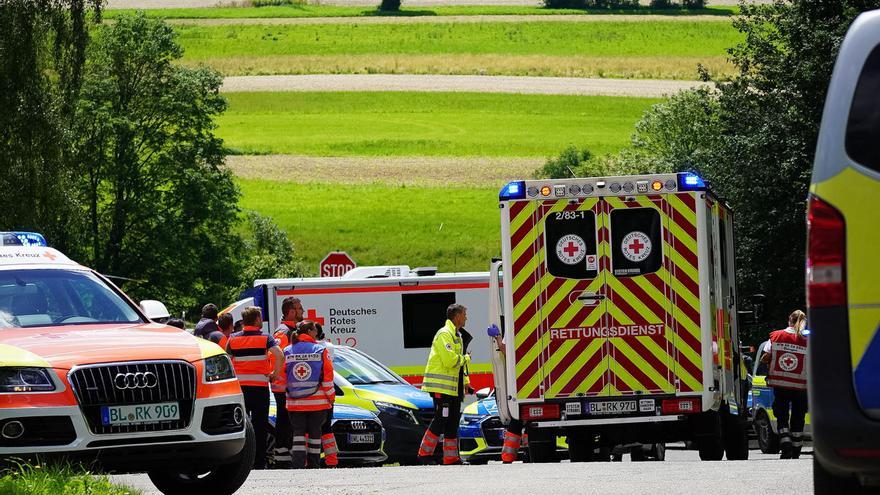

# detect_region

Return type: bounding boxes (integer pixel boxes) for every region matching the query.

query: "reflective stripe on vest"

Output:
[285,341,325,399]
[422,372,458,393]
[227,332,271,386]
[767,329,808,391]
[271,326,293,393]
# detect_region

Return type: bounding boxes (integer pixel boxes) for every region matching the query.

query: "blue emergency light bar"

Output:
[677,172,707,191]
[499,181,527,201]
[0,232,48,247]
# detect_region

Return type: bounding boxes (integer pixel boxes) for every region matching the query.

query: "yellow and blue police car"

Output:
[808,8,880,494]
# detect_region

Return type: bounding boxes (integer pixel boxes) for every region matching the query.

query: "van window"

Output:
[544,210,599,280]
[846,44,880,172]
[610,208,663,277]
[402,292,455,349]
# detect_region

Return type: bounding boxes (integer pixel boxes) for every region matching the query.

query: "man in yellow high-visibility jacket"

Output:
[417,303,472,465]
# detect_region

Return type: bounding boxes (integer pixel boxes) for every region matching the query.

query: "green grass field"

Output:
[175,21,739,78]
[238,179,498,273]
[217,92,660,157]
[103,5,738,19]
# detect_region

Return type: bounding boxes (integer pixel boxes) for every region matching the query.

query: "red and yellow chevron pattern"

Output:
[508,193,702,400]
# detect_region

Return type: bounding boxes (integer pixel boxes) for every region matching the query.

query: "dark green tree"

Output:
[612,1,880,342]
[0,0,101,250]
[72,14,241,312]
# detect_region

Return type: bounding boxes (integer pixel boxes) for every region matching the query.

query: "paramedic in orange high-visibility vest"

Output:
[286,320,335,469]
[270,296,304,468]
[418,303,472,466]
[315,322,339,468]
[226,306,283,470]
[761,310,809,460]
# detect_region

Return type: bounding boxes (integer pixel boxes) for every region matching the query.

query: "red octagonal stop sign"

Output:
[319,251,357,277]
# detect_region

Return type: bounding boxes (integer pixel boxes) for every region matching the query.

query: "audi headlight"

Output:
[204,355,235,382]
[460,414,482,426]
[0,367,55,392]
[374,401,419,425]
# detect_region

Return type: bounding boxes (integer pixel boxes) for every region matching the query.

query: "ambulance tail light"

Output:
[500,181,527,201]
[520,403,560,421]
[676,173,706,191]
[807,195,846,308]
[661,398,701,415]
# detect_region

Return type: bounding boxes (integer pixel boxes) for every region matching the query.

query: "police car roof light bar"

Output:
[499,180,527,201]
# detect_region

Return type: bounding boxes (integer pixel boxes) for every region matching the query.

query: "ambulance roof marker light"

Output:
[677,172,707,191]
[499,180,527,201]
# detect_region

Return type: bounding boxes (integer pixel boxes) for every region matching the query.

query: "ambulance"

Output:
[228,266,495,389]
[489,172,751,462]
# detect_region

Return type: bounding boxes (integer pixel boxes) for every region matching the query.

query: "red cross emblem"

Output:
[42,251,57,261]
[293,362,311,381]
[305,309,325,325]
[627,239,645,254]
[563,242,580,257]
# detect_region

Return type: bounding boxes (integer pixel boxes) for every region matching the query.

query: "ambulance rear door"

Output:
[505,193,611,402]
[602,196,676,396]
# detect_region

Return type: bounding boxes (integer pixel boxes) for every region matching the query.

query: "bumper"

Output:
[0,395,247,472]
[809,306,880,482]
[377,412,427,463]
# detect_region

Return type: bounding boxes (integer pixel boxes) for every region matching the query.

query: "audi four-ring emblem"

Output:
[114,372,158,390]
[350,421,367,430]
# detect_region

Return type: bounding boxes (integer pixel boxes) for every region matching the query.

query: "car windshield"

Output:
[333,348,404,385]
[0,269,142,328]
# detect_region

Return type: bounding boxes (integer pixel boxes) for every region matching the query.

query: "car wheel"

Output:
[694,411,724,461]
[148,420,255,495]
[754,412,780,455]
[650,443,666,461]
[630,447,647,462]
[722,406,749,460]
[526,426,558,464]
[466,458,489,465]
[566,429,596,463]
[814,457,868,495]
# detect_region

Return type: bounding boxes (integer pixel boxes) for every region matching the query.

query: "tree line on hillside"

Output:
[0,5,302,317]
[536,0,880,344]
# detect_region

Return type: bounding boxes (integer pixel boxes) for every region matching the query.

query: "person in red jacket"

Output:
[226,306,283,469]
[271,297,304,468]
[761,310,809,459]
[285,320,335,469]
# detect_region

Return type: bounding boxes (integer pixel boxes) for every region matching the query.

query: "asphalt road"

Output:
[112,449,813,495]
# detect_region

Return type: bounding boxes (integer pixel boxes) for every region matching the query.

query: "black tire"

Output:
[630,447,647,462]
[694,411,724,461]
[148,420,254,495]
[813,457,868,495]
[722,407,749,461]
[566,429,596,463]
[754,412,780,455]
[466,458,489,465]
[650,443,666,461]
[526,426,558,464]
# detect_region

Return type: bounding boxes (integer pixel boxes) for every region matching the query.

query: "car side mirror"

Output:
[475,387,491,400]
[335,385,344,396]
[140,300,171,322]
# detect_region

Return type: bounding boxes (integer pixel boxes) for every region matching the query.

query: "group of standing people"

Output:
[194,298,338,469]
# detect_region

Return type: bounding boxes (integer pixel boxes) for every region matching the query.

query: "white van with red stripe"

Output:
[226,267,494,390]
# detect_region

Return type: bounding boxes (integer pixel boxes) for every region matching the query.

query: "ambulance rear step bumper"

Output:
[533,415,685,428]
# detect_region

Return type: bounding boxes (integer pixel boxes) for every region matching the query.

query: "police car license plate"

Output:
[101,402,180,426]
[587,401,637,415]
[348,433,375,444]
